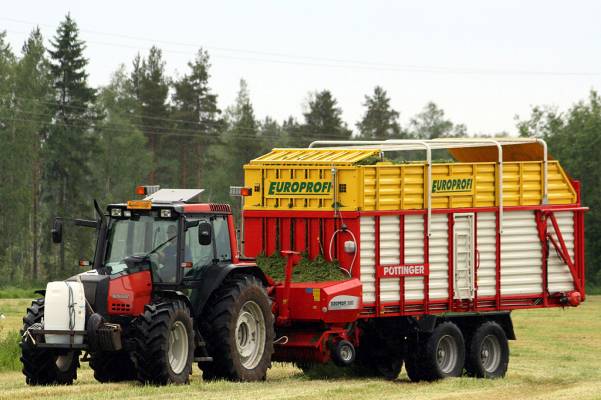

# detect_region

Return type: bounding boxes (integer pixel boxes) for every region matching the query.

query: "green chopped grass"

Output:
[256,253,349,283]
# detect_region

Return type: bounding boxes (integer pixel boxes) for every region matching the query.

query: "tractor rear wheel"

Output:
[89,351,136,382]
[132,299,194,385]
[20,298,81,385]
[200,275,274,381]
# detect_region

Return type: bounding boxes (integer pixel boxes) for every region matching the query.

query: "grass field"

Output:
[1,296,601,400]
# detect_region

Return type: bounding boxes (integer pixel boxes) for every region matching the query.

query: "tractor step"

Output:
[194,356,213,362]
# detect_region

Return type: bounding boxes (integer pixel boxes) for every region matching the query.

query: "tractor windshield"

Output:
[105,215,179,283]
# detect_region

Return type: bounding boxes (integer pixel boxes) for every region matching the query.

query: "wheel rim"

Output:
[235,300,266,369]
[339,344,353,362]
[168,320,189,375]
[480,334,501,373]
[55,352,74,372]
[436,334,458,374]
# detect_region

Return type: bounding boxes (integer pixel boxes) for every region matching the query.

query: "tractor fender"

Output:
[187,263,268,319]
[153,289,193,312]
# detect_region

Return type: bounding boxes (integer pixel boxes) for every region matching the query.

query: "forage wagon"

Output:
[20,138,586,385]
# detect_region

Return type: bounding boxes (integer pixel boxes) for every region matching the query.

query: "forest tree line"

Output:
[0,15,599,288]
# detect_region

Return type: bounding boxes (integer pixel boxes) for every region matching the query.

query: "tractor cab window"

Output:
[213,216,232,261]
[105,214,179,284]
[183,215,231,280]
[183,222,213,279]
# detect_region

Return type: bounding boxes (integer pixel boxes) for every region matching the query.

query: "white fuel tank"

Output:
[44,281,86,345]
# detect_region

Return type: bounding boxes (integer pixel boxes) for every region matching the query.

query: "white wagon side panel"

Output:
[429,214,449,300]
[405,215,425,301]
[379,216,401,302]
[500,211,543,295]
[360,216,376,303]
[477,212,497,297]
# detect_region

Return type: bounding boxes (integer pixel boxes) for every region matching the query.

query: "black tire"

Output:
[331,340,356,367]
[465,321,509,378]
[200,275,274,381]
[353,330,402,380]
[406,321,465,382]
[20,298,81,385]
[132,299,194,385]
[89,351,137,383]
[404,352,424,382]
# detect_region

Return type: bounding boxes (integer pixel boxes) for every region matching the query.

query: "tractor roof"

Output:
[144,188,204,203]
[108,187,231,214]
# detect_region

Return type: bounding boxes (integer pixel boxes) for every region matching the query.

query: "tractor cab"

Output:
[98,186,236,283]
[102,187,234,286]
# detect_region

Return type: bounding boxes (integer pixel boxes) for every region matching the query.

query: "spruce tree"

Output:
[133,47,170,185]
[0,32,17,284]
[259,116,285,153]
[96,65,151,203]
[357,86,403,139]
[46,14,97,277]
[282,116,304,147]
[224,79,260,185]
[14,28,53,281]
[302,90,351,143]
[172,49,223,188]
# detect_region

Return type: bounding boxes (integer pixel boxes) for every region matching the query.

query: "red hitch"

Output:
[277,250,301,325]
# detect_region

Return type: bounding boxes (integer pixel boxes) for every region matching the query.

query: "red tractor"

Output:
[21,187,274,385]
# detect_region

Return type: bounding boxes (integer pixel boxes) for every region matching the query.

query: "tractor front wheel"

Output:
[20,298,81,385]
[132,299,194,385]
[200,275,274,381]
[89,351,136,383]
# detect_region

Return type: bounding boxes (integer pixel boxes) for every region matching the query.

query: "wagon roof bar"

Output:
[309,138,549,236]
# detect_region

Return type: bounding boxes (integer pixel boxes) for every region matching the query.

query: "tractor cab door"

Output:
[182,214,232,281]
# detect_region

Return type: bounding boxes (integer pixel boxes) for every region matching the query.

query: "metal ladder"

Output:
[454,231,474,300]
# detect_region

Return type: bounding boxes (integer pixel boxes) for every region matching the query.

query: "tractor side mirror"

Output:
[198,221,212,246]
[51,218,63,244]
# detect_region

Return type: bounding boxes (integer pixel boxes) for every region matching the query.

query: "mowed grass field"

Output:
[1,296,601,400]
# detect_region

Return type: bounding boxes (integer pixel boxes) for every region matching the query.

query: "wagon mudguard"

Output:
[186,263,268,319]
[410,311,516,340]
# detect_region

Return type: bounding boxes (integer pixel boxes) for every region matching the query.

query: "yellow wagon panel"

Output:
[243,148,577,211]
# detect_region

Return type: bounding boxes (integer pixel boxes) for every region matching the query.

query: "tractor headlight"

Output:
[110,208,123,217]
[160,209,172,218]
[123,210,131,217]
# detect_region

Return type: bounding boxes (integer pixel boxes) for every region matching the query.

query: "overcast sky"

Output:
[3,1,601,135]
